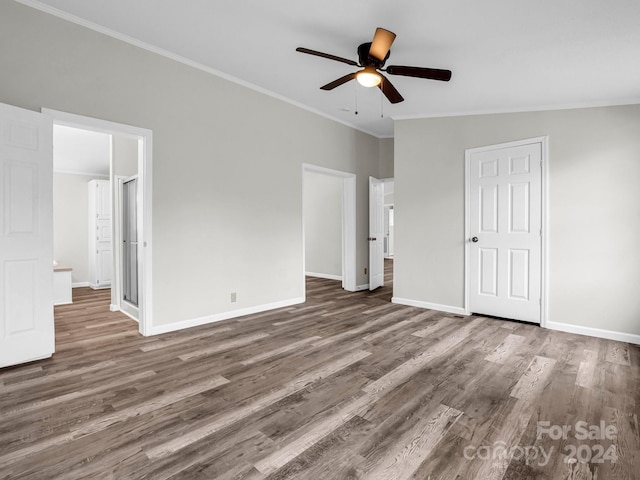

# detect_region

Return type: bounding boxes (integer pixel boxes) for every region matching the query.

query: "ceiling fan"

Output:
[296,27,452,104]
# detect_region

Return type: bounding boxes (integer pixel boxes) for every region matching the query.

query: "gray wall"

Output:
[394,104,640,337]
[378,137,394,179]
[53,172,109,284]
[112,134,138,178]
[304,171,343,278]
[0,2,381,328]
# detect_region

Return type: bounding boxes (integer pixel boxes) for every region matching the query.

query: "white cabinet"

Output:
[88,180,112,289]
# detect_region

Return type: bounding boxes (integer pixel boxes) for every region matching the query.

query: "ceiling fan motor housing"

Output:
[358,42,389,68]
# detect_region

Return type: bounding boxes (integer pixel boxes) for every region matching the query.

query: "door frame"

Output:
[43,108,153,336]
[464,136,549,327]
[302,164,357,293]
[113,174,140,322]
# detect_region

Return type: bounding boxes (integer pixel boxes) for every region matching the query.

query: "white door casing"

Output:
[467,140,543,323]
[369,176,384,290]
[0,102,55,368]
[44,108,152,336]
[302,164,357,293]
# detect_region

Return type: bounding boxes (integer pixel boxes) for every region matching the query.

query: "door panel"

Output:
[509,153,531,175]
[480,185,498,233]
[480,157,498,178]
[479,248,498,296]
[469,142,542,323]
[509,183,530,233]
[0,102,54,368]
[6,260,37,333]
[508,249,529,300]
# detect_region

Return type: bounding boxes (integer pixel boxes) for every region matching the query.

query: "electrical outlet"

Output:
[230,292,237,303]
[364,267,367,275]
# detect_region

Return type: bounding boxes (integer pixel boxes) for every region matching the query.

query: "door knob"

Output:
[471,237,478,243]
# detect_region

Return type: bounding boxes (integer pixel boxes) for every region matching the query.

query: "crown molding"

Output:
[15,0,384,138]
[391,99,640,122]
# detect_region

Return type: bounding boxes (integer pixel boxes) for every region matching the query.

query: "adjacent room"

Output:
[1,1,639,478]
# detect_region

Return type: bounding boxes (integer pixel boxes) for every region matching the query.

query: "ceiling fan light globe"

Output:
[356,70,381,88]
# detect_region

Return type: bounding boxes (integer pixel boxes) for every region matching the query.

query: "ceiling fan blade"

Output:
[296,47,358,66]
[320,72,357,90]
[386,65,452,81]
[369,28,396,62]
[378,74,404,104]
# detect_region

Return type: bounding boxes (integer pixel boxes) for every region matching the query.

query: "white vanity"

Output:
[53,262,73,305]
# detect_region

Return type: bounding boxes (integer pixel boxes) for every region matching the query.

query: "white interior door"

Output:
[369,176,384,290]
[468,141,542,323]
[0,102,54,368]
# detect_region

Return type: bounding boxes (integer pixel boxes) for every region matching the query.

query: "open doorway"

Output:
[302,164,356,295]
[369,176,395,297]
[369,176,385,290]
[304,171,342,281]
[46,109,153,335]
[52,125,111,298]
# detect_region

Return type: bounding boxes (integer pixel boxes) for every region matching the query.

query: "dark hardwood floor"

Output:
[1,259,638,479]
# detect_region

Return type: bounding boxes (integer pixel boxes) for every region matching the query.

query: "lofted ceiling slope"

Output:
[16,0,640,137]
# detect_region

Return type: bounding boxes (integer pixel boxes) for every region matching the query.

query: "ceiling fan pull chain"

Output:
[354,81,359,115]
[380,80,384,118]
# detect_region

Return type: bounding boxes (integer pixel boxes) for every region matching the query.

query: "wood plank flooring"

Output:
[1,260,639,479]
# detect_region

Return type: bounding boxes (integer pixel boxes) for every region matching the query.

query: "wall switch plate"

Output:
[230,292,237,303]
[364,267,367,275]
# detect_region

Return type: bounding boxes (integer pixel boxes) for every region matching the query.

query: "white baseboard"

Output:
[148,297,305,336]
[72,282,90,288]
[391,297,468,316]
[89,283,111,290]
[355,284,370,291]
[305,272,342,281]
[546,321,640,345]
[110,304,119,312]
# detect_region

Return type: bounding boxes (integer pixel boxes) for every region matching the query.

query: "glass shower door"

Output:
[122,178,138,306]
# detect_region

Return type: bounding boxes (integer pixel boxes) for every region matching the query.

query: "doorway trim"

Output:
[464,136,549,327]
[43,108,153,336]
[302,164,357,293]
[114,174,140,322]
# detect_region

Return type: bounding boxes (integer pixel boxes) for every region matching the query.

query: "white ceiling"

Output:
[53,125,110,176]
[21,0,640,137]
